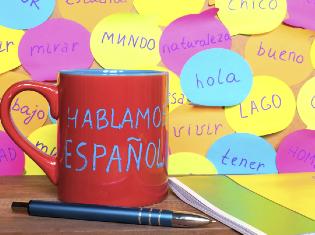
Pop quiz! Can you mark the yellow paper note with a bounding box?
[0,26,24,74]
[245,25,314,86]
[90,13,162,69]
[215,0,287,35]
[170,105,234,155]
[25,124,57,175]
[297,77,315,130]
[133,0,205,26]
[168,152,217,175]
[225,75,296,136]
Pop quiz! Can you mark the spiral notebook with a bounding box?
[169,173,315,235]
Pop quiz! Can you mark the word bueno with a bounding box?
[21,0,40,10]
[228,0,278,10]
[65,0,127,5]
[101,32,156,51]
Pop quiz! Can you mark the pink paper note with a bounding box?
[19,19,94,82]
[0,131,24,176]
[159,8,231,75]
[276,129,315,173]
[284,0,315,31]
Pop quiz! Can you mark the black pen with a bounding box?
[12,200,214,227]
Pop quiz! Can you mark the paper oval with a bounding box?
[160,9,231,75]
[0,0,55,30]
[181,48,253,106]
[19,19,93,82]
[168,152,217,175]
[215,0,287,35]
[207,133,277,174]
[0,72,30,98]
[225,76,296,136]
[276,129,315,173]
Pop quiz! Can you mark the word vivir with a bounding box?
[196,69,239,89]
[221,148,265,171]
[0,41,14,53]
[101,32,155,51]
[21,0,40,10]
[30,42,79,56]
[64,137,165,173]
[65,0,127,5]
[0,148,17,162]
[257,41,304,64]
[11,98,46,125]
[289,146,315,169]
[228,0,278,10]
[161,34,231,54]
[239,94,281,118]
[172,123,223,137]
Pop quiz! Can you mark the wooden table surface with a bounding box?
[0,176,239,235]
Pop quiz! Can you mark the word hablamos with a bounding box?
[0,41,14,53]
[228,0,278,10]
[65,0,127,5]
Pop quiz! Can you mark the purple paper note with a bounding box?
[284,0,315,31]
[19,19,94,82]
[159,8,231,75]
[276,129,315,173]
[0,131,24,176]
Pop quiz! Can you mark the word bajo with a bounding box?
[172,123,223,137]
[30,42,79,56]
[0,41,14,53]
[21,0,40,10]
[289,146,315,169]
[0,148,17,162]
[239,94,281,118]
[228,0,278,10]
[257,41,304,64]
[195,69,239,89]
[65,0,127,5]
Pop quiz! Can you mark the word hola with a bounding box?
[228,0,278,10]
[21,0,40,10]
[195,69,239,89]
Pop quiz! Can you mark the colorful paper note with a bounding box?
[57,0,134,31]
[0,0,55,30]
[25,124,57,175]
[133,0,205,26]
[168,152,217,175]
[215,0,287,35]
[0,131,24,176]
[0,26,25,74]
[245,25,314,86]
[180,48,253,106]
[90,13,162,70]
[284,0,315,31]
[0,72,30,98]
[19,19,93,82]
[276,129,315,173]
[160,9,231,75]
[169,105,234,156]
[225,76,296,136]
[207,133,277,174]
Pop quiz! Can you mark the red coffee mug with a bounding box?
[0,69,169,206]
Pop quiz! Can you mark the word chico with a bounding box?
[11,98,46,124]
[21,0,40,10]
[195,69,240,89]
[228,0,278,10]
[65,0,127,4]
[30,42,79,56]
[288,146,315,169]
[0,41,14,53]
[0,147,17,162]
[221,148,265,171]
[239,94,281,118]
[101,32,155,51]
[257,41,304,64]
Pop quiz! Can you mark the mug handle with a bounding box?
[0,81,59,185]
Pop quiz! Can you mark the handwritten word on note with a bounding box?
[207,133,277,174]
[181,48,253,106]
[245,25,314,86]
[25,124,57,175]
[160,9,231,75]
[19,19,93,82]
[277,129,315,173]
[168,152,217,175]
[0,26,24,74]
[0,0,55,30]
[0,131,24,176]
[133,0,205,26]
[215,0,287,35]
[58,0,134,31]
[284,0,315,31]
[297,77,315,130]
[169,105,233,156]
[225,76,296,136]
